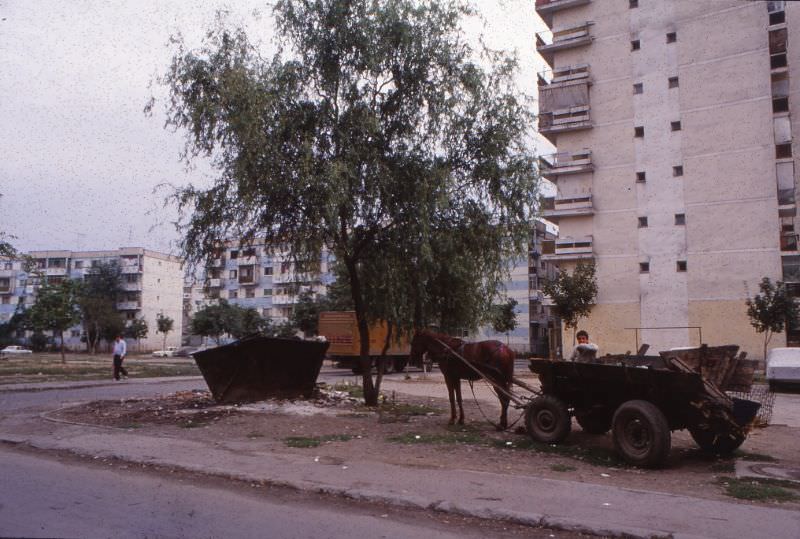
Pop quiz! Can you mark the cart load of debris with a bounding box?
[192,336,329,403]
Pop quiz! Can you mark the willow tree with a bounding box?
[151,0,539,405]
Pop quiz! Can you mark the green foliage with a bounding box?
[156,313,175,350]
[26,279,80,360]
[191,300,275,342]
[491,298,518,334]
[125,317,149,341]
[746,277,799,359]
[76,261,123,354]
[153,0,539,404]
[542,261,598,331]
[716,477,799,502]
[291,287,352,336]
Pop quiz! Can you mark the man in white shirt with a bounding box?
[112,334,128,381]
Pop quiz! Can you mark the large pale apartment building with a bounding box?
[536,0,798,358]
[0,248,183,351]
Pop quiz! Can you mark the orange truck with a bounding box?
[318,311,412,373]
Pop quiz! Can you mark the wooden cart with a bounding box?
[525,355,760,468]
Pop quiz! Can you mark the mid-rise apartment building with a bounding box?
[0,248,182,351]
[536,0,798,358]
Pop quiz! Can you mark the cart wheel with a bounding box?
[525,395,571,443]
[612,400,671,468]
[575,408,613,435]
[689,427,746,455]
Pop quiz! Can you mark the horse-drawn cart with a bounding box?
[525,354,760,468]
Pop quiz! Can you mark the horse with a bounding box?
[410,329,515,429]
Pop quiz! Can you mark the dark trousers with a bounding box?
[113,354,128,380]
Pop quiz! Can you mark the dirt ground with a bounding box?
[48,375,800,511]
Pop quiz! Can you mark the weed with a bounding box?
[285,434,354,448]
[490,437,624,467]
[332,383,364,399]
[387,430,484,445]
[716,477,799,502]
[550,464,577,472]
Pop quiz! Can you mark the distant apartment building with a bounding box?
[528,220,562,358]
[0,248,182,351]
[535,0,798,358]
[203,240,333,322]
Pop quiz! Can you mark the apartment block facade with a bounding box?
[0,248,183,351]
[203,240,334,323]
[536,0,798,358]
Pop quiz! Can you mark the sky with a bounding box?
[0,0,547,256]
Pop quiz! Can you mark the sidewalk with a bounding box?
[1,401,798,538]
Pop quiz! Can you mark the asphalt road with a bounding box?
[0,444,581,539]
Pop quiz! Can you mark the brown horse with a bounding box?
[410,329,515,429]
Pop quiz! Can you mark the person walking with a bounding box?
[112,334,128,381]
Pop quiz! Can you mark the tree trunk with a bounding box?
[344,255,377,405]
[374,323,393,397]
[162,332,167,352]
[59,330,65,363]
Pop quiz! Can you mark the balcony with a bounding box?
[541,236,594,261]
[117,301,141,310]
[120,264,141,274]
[208,258,225,267]
[272,272,318,284]
[541,194,594,220]
[539,106,591,140]
[0,269,14,278]
[539,150,593,178]
[535,0,591,16]
[45,267,67,276]
[237,256,258,266]
[271,294,300,305]
[207,278,222,288]
[121,281,142,291]
[536,23,593,66]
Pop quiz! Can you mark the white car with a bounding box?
[152,346,178,358]
[766,347,800,388]
[1,345,33,355]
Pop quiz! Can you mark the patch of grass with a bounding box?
[735,450,778,462]
[490,437,624,468]
[550,464,577,472]
[285,434,354,448]
[716,477,799,502]
[387,428,485,445]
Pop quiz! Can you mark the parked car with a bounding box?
[152,346,178,358]
[172,346,198,358]
[766,347,800,389]
[1,345,33,356]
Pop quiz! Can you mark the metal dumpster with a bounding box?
[192,336,330,403]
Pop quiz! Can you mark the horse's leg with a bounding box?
[498,384,510,430]
[455,380,465,425]
[445,377,457,425]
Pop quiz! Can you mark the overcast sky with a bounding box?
[0,1,546,256]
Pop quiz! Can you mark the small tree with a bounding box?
[156,313,175,351]
[542,261,598,346]
[491,298,518,343]
[125,317,149,352]
[26,279,80,362]
[746,277,799,360]
[77,261,123,354]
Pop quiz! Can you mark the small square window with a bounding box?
[229,290,238,299]
[673,165,684,177]
[229,269,238,279]
[772,53,788,70]
[633,83,643,94]
[640,262,650,273]
[668,76,679,88]
[670,120,682,131]
[264,266,273,276]
[638,216,648,228]
[666,32,677,43]
[636,171,646,183]
[263,288,272,296]
[676,260,687,272]
[777,143,793,159]
[631,39,641,51]
[773,97,789,113]
[770,11,786,26]
[629,0,638,7]
[634,126,645,137]
[675,213,686,225]
[246,288,255,298]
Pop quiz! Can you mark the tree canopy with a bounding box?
[77,261,124,354]
[153,0,539,404]
[26,279,80,361]
[156,313,175,351]
[542,261,597,343]
[746,277,799,359]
